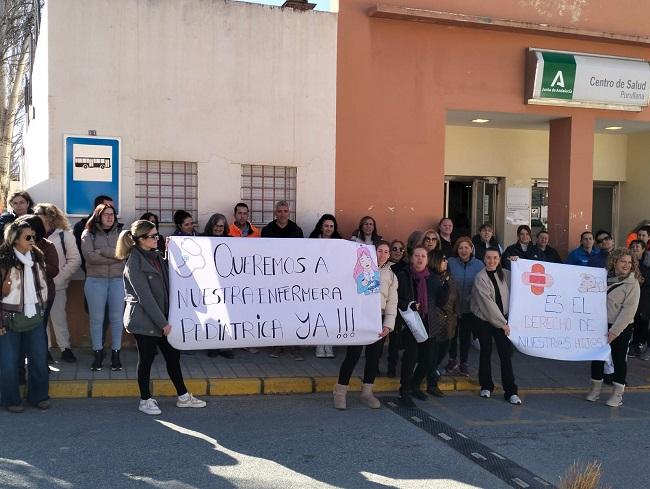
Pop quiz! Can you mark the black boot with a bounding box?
[111,350,122,371]
[91,350,103,371]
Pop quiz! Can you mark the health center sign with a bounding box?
[166,237,382,350]
[509,259,610,361]
[526,49,650,111]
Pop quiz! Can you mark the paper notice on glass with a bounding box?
[506,187,531,225]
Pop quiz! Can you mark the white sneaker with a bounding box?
[479,389,491,398]
[139,398,161,415]
[325,345,335,358]
[315,345,326,358]
[508,395,522,405]
[176,393,207,408]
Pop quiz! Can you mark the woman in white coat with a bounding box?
[34,203,81,363]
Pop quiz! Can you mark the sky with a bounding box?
[234,0,336,12]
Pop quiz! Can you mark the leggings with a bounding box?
[400,329,434,394]
[426,339,450,388]
[591,325,633,385]
[338,338,385,385]
[448,313,475,364]
[134,334,187,400]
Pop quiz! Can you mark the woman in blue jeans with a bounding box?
[0,220,50,412]
[80,204,125,371]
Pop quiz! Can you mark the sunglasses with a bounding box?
[424,237,438,242]
[24,234,35,241]
[143,233,159,240]
[391,247,404,252]
[596,237,612,244]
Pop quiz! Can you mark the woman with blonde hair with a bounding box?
[586,248,641,407]
[34,203,81,363]
[418,229,442,253]
[117,220,206,415]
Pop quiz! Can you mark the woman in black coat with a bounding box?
[395,245,450,407]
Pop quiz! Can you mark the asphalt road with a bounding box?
[2,390,648,489]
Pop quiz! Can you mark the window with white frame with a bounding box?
[135,160,198,224]
[241,165,297,225]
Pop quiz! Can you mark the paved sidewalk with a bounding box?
[45,344,650,398]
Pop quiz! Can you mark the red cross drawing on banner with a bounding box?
[521,263,554,295]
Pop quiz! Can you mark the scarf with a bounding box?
[410,265,430,317]
[14,248,39,318]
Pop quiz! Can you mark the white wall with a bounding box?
[26,0,337,231]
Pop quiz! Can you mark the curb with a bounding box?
[47,376,482,399]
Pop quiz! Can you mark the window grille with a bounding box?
[135,160,198,224]
[240,165,297,226]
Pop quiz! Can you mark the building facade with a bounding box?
[335,0,650,251]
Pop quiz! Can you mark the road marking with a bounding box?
[512,478,530,488]
[380,396,556,489]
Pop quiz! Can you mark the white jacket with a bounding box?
[50,228,81,290]
[380,262,398,331]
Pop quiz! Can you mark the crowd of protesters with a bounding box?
[0,190,646,413]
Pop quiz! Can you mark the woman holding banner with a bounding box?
[333,241,397,410]
[116,220,206,415]
[395,245,450,407]
[470,248,522,405]
[203,213,235,360]
[586,248,640,407]
[309,214,343,358]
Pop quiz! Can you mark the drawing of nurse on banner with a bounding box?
[353,246,380,295]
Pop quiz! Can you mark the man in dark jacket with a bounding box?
[532,230,562,263]
[588,230,614,268]
[261,200,303,238]
[262,200,304,360]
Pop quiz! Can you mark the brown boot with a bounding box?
[333,383,348,410]
[360,383,381,409]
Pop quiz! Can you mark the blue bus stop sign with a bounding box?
[64,135,120,216]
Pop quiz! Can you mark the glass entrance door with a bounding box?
[444,177,498,237]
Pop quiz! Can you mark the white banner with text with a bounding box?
[167,237,382,350]
[509,259,610,361]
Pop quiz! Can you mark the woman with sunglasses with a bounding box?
[80,203,125,371]
[425,250,457,397]
[0,221,50,412]
[117,220,206,415]
[140,212,166,253]
[389,240,406,265]
[418,229,442,253]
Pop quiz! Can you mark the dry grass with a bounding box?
[559,460,611,489]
